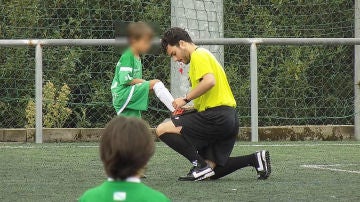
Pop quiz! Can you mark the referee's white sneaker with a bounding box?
[178,164,215,181]
[255,150,271,180]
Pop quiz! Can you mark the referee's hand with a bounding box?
[172,98,186,109]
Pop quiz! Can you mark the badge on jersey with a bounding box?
[113,192,126,201]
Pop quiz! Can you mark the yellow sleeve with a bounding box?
[191,53,214,81]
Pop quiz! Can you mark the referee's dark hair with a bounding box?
[100,117,154,180]
[161,27,193,53]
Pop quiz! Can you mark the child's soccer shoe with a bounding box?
[171,107,197,118]
[172,108,185,116]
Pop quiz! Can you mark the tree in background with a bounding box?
[25,81,72,128]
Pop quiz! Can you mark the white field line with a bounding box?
[301,164,360,174]
[0,143,360,149]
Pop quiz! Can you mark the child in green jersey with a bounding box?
[111,22,175,118]
[79,117,170,202]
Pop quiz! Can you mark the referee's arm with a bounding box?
[172,73,215,109]
[186,73,215,101]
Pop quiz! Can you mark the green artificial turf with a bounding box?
[1,142,359,202]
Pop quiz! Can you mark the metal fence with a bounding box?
[0,38,359,142]
[1,0,357,134]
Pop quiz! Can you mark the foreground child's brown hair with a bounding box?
[100,117,154,180]
[127,21,154,41]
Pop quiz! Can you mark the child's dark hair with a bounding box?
[127,21,154,41]
[100,117,154,180]
[161,27,193,53]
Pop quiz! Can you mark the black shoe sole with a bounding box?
[178,176,195,181]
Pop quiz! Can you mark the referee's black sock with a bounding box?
[159,133,207,167]
[210,154,256,180]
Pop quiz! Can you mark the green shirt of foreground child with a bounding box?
[79,117,170,202]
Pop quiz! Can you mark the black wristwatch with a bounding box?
[183,97,191,103]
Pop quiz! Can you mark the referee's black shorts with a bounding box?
[171,106,239,166]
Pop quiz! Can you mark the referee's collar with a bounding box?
[107,177,141,183]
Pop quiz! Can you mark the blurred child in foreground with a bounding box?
[79,117,170,202]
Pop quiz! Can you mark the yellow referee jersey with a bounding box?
[189,48,236,112]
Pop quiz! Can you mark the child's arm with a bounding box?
[129,78,145,85]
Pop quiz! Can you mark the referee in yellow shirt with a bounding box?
[156,27,271,181]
